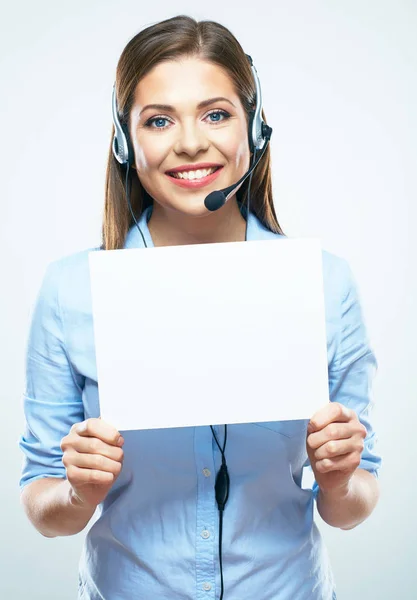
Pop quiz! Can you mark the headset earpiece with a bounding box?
[248,109,255,154]
[245,54,270,153]
[111,85,135,167]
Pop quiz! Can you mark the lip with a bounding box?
[166,162,223,174]
[166,166,223,189]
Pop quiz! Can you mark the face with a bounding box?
[129,56,251,218]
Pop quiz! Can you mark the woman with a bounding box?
[19,14,381,600]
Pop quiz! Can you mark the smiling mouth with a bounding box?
[167,166,222,180]
[164,166,224,189]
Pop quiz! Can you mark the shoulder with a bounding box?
[253,214,353,307]
[41,246,102,313]
[265,229,355,325]
[45,246,100,286]
[262,227,352,304]
[321,248,352,300]
[48,245,101,272]
[319,249,357,332]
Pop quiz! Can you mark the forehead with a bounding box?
[132,57,237,106]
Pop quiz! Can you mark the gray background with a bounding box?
[1,0,416,598]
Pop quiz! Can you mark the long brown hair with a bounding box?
[102,15,284,250]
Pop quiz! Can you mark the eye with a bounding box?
[144,116,171,130]
[206,109,231,123]
[144,109,231,131]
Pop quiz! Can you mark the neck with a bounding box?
[147,197,247,247]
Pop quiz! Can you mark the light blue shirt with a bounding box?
[19,205,381,600]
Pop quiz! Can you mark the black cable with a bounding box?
[218,510,225,599]
[245,147,257,228]
[125,162,147,248]
[210,425,229,600]
[210,424,227,457]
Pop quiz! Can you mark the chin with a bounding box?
[169,194,217,218]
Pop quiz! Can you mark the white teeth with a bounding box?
[171,167,218,180]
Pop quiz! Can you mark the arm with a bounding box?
[18,260,86,534]
[19,261,125,537]
[20,477,96,538]
[305,258,382,529]
[317,468,379,530]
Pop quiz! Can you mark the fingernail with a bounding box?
[77,421,87,433]
[117,436,124,446]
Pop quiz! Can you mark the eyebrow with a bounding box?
[139,97,236,116]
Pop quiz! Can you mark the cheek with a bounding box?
[132,141,148,170]
[215,129,248,169]
[233,137,250,169]
[226,120,250,168]
[133,137,166,172]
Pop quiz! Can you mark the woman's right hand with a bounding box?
[60,418,125,509]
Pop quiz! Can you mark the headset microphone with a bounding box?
[204,126,271,212]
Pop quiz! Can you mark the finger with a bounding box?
[66,464,115,485]
[314,437,365,461]
[307,422,355,451]
[65,436,124,462]
[63,451,123,476]
[72,418,123,447]
[308,403,354,434]
[315,452,361,473]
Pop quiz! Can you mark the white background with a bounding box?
[1,1,415,598]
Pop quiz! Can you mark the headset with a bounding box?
[111,53,272,600]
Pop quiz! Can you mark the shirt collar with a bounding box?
[123,203,282,249]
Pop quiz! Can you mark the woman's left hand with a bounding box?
[306,402,368,494]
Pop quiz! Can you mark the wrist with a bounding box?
[68,486,97,513]
[318,478,353,502]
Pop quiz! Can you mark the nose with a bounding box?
[173,119,210,156]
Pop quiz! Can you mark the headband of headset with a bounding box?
[111,53,268,167]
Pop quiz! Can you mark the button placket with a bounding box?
[194,426,216,599]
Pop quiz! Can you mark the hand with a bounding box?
[60,417,124,509]
[306,403,367,494]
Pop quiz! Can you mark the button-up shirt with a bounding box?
[19,205,381,600]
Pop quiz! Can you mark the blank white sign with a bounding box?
[89,238,329,431]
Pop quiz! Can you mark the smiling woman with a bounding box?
[102,16,282,250]
[19,13,381,600]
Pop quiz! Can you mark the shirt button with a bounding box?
[202,582,212,591]
[202,468,211,477]
[201,529,211,539]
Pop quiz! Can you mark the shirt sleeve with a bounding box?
[18,260,85,491]
[308,258,382,498]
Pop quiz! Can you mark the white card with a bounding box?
[89,238,329,431]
